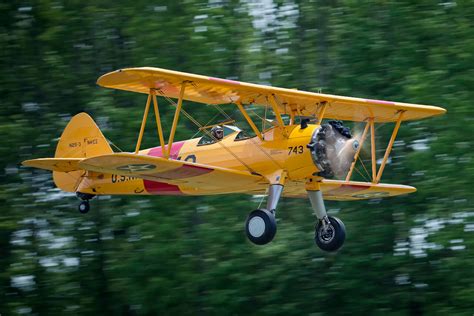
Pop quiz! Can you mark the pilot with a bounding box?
[211,125,224,140]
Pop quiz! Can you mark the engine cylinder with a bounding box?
[307,121,359,179]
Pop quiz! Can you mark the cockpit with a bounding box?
[197,125,252,145]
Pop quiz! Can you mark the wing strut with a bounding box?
[268,95,286,128]
[134,89,167,155]
[375,111,404,183]
[346,111,405,183]
[345,120,370,181]
[152,92,166,154]
[167,82,186,157]
[370,118,377,182]
[159,92,259,173]
[316,102,328,124]
[135,93,152,154]
[235,101,263,140]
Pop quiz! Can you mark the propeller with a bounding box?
[308,121,359,179]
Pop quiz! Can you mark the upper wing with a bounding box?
[79,153,266,192]
[97,67,446,122]
[283,179,416,201]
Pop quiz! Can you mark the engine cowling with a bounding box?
[307,121,359,179]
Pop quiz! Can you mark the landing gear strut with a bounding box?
[245,184,283,245]
[308,189,346,252]
[76,192,95,214]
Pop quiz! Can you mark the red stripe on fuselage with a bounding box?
[148,141,185,159]
[143,141,186,195]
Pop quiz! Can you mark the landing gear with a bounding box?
[244,181,346,251]
[315,216,346,252]
[76,192,95,214]
[78,200,90,214]
[245,184,283,245]
[245,209,277,245]
[308,188,346,252]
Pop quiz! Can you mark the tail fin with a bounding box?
[54,113,113,159]
[53,113,113,192]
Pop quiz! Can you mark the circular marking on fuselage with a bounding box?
[116,164,156,172]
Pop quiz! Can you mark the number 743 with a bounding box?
[288,146,304,155]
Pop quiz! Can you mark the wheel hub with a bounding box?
[248,216,265,237]
[319,224,335,244]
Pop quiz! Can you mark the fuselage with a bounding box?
[77,124,320,196]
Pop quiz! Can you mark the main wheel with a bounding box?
[315,216,346,252]
[245,209,277,245]
[78,200,90,214]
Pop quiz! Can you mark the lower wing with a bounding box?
[23,156,414,199]
[284,179,416,201]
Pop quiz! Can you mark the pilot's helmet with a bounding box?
[211,126,224,140]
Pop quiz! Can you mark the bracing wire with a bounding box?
[354,164,371,182]
[191,111,221,138]
[349,119,391,182]
[263,102,268,132]
[158,92,257,174]
[212,102,283,169]
[107,139,123,152]
[257,187,269,209]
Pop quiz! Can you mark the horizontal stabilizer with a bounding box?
[79,153,266,192]
[22,158,83,172]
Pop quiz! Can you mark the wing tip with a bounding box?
[21,159,36,167]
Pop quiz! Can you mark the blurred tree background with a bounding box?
[1,0,473,315]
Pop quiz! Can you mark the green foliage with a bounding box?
[1,0,473,315]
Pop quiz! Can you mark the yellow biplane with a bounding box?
[22,67,446,251]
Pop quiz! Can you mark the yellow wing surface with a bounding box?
[22,155,414,200]
[97,67,446,122]
[78,153,266,192]
[23,158,83,172]
[284,179,416,201]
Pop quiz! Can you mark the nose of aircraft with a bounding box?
[308,121,359,179]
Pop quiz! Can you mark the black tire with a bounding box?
[245,209,277,245]
[315,216,346,252]
[78,201,90,214]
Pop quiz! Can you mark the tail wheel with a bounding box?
[315,216,346,252]
[78,200,90,214]
[245,209,277,245]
